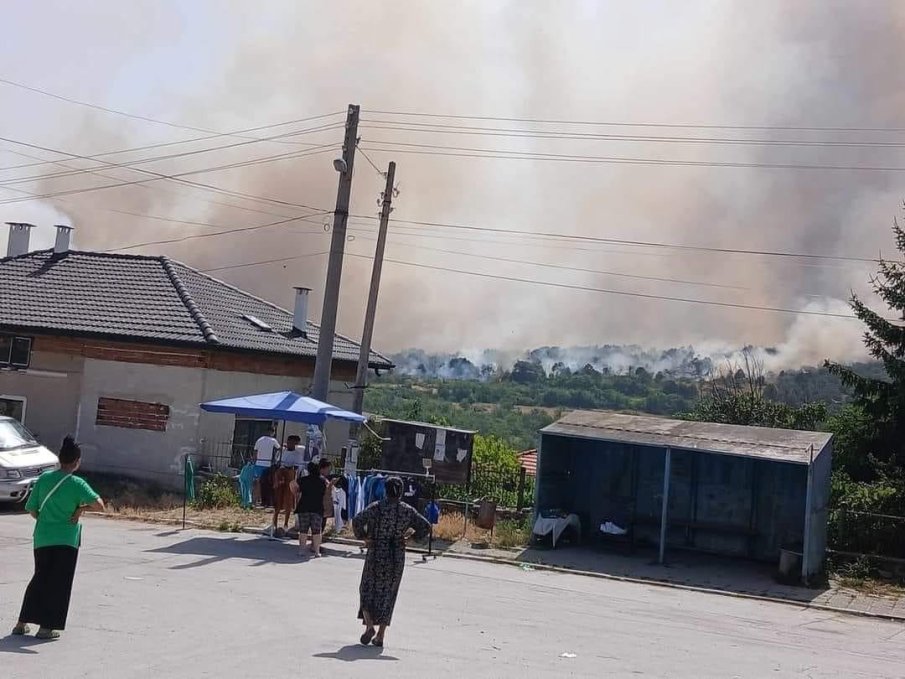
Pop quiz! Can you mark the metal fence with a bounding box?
[828,508,905,561]
[439,462,535,510]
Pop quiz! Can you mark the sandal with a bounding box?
[360,628,376,646]
[36,628,60,640]
[11,623,30,636]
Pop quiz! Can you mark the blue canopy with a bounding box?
[200,391,366,425]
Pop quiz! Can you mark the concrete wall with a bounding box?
[77,359,206,486]
[804,442,833,579]
[0,350,83,451]
[76,358,354,488]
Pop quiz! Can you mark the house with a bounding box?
[0,223,393,486]
[517,449,537,476]
[536,410,832,582]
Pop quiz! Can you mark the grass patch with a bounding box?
[432,511,531,549]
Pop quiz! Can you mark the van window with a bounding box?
[0,419,37,451]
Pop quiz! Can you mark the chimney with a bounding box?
[5,222,34,258]
[54,224,73,255]
[293,287,310,337]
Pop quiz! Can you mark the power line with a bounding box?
[0,74,345,142]
[362,119,905,149]
[0,146,303,222]
[200,250,330,273]
[366,109,905,134]
[349,212,880,264]
[0,135,338,210]
[355,142,386,177]
[361,139,905,174]
[103,214,331,253]
[0,121,344,187]
[0,110,345,172]
[348,231,747,291]
[342,251,857,320]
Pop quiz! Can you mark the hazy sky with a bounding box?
[1,1,903,366]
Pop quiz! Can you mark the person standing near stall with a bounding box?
[12,436,104,640]
[352,476,431,648]
[295,459,331,557]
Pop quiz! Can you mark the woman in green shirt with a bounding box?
[12,436,104,640]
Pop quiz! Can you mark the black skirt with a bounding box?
[18,546,79,630]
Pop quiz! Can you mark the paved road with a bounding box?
[1,516,904,678]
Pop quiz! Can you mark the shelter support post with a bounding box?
[802,444,815,583]
[659,447,672,565]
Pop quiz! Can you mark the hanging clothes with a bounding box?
[238,462,255,509]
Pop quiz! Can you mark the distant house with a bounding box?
[518,449,537,476]
[0,223,392,485]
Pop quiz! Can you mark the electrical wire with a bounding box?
[200,250,330,273]
[0,136,339,209]
[355,142,387,177]
[0,121,344,187]
[366,109,905,133]
[103,214,332,253]
[348,212,881,264]
[361,120,905,149]
[0,75,345,142]
[0,110,346,172]
[341,251,857,320]
[360,140,905,174]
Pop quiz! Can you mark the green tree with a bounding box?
[826,215,905,476]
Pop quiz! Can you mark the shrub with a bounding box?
[193,475,239,509]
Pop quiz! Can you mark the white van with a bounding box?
[0,416,59,503]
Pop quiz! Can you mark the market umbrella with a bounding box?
[199,391,366,425]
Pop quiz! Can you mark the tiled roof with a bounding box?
[0,249,392,368]
[518,449,537,476]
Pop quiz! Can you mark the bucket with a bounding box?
[778,548,802,578]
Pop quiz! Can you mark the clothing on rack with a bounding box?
[238,463,255,508]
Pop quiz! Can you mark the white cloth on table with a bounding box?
[532,514,581,547]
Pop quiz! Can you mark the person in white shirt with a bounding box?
[252,429,279,506]
[281,435,304,471]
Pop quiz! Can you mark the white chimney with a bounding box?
[293,287,310,336]
[54,224,73,254]
[5,222,34,258]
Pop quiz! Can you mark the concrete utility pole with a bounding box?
[312,104,360,401]
[351,161,396,416]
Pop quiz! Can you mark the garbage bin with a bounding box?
[779,547,802,578]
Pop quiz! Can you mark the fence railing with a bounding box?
[828,508,905,561]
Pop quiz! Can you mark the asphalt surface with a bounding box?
[1,516,904,678]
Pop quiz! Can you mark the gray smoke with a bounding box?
[0,2,901,368]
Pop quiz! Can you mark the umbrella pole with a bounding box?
[182,454,187,531]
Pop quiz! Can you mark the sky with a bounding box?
[1,1,903,368]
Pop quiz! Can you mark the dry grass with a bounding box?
[433,512,531,550]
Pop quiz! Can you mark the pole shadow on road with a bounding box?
[145,535,362,569]
[313,645,399,662]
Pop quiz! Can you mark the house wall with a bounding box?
[0,349,84,450]
[76,358,355,488]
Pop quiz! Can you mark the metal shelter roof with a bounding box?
[541,410,832,465]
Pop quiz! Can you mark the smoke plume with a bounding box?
[1,1,902,368]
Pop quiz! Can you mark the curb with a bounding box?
[433,550,905,624]
[85,514,905,624]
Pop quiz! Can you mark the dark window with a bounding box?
[0,335,32,368]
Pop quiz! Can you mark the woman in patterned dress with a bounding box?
[352,476,431,647]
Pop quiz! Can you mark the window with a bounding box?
[0,335,32,368]
[0,395,26,424]
[96,398,170,432]
[230,418,277,466]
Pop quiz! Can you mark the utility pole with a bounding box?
[311,104,360,401]
[352,161,396,416]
